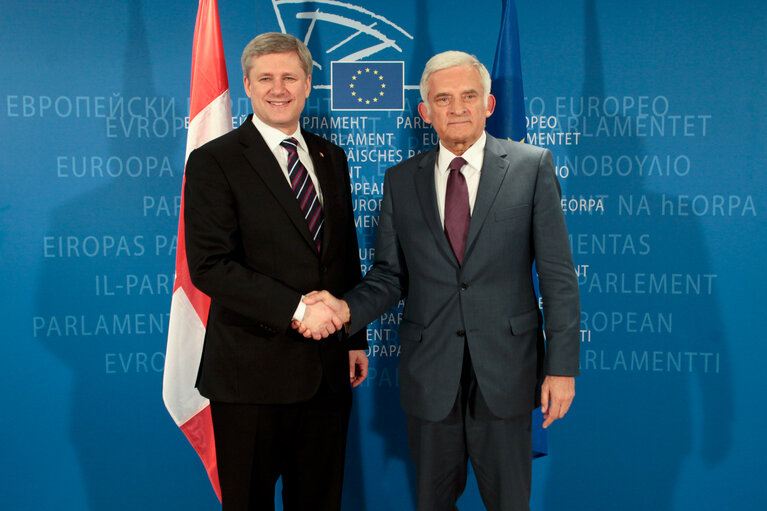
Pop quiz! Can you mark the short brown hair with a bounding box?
[241,32,313,78]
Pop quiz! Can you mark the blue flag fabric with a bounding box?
[486,0,549,459]
[331,61,404,111]
[486,0,527,142]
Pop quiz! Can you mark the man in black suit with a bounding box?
[299,51,579,510]
[183,32,368,510]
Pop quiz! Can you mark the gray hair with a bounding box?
[241,33,313,78]
[419,51,491,110]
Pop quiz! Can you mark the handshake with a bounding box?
[291,291,351,340]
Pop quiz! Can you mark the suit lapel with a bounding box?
[414,149,458,266]
[239,121,318,253]
[464,135,509,262]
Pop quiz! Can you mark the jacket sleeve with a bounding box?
[531,148,581,376]
[183,146,301,333]
[344,168,408,334]
[334,144,369,351]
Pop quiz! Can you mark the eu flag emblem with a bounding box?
[331,61,404,111]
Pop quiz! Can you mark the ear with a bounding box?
[243,74,252,98]
[417,102,432,124]
[485,93,496,118]
[304,74,312,99]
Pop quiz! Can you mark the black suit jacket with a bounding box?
[184,115,366,405]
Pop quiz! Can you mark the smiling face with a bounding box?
[244,51,311,135]
[418,64,495,155]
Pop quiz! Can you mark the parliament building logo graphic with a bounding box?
[272,0,410,111]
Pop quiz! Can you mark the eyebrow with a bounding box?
[254,71,299,79]
[433,88,480,97]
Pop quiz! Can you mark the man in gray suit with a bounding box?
[298,50,580,511]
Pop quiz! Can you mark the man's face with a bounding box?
[244,51,311,135]
[418,64,495,155]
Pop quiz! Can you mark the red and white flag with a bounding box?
[163,0,231,500]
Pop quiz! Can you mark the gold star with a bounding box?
[352,75,357,80]
[351,91,356,96]
[365,68,370,73]
[381,84,386,88]
[379,75,384,80]
[379,91,384,96]
[349,83,354,88]
[373,70,378,74]
[357,70,362,75]
[365,100,370,104]
[358,97,363,102]
[373,98,378,102]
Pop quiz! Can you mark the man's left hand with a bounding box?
[348,350,369,387]
[540,375,575,428]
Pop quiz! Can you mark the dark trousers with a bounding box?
[210,382,352,511]
[406,346,532,511]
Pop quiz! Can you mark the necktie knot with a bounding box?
[280,137,298,153]
[449,156,467,173]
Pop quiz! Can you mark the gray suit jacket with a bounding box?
[345,133,580,422]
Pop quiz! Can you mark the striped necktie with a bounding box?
[281,137,323,252]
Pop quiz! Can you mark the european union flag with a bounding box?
[331,61,404,111]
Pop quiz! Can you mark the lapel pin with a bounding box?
[319,151,325,157]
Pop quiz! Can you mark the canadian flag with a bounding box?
[162,0,231,500]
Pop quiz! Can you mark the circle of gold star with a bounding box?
[347,67,386,105]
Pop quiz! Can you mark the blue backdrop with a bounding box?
[1,1,764,509]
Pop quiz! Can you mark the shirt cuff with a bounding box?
[293,296,306,322]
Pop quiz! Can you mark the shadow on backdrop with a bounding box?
[542,2,732,509]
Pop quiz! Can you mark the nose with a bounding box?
[450,97,467,115]
[272,79,286,94]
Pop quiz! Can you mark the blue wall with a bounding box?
[1,1,764,509]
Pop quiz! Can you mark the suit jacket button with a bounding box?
[460,283,468,291]
[456,330,465,337]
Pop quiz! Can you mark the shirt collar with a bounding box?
[251,114,307,153]
[436,131,487,175]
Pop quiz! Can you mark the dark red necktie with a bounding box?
[444,156,470,264]
[281,137,323,252]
